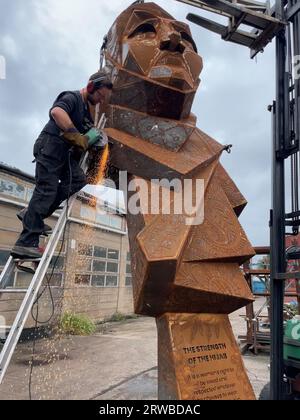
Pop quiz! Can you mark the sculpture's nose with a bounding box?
[160,31,185,53]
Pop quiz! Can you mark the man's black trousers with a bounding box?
[16,133,87,247]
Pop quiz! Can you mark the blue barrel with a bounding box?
[252,279,266,294]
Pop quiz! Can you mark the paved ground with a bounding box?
[0,300,270,400]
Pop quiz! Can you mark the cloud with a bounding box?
[0,0,277,245]
[2,35,19,60]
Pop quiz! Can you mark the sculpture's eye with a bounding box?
[129,23,157,38]
[180,31,197,53]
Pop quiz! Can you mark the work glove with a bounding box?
[62,127,108,152]
[62,129,88,151]
[85,128,108,148]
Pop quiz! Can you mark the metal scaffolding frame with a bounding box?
[178,0,300,400]
[271,0,300,400]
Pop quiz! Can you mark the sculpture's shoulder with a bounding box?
[190,126,223,154]
[188,127,247,216]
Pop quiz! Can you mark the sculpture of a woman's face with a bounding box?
[106,2,203,119]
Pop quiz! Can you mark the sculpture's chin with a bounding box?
[110,68,197,120]
[149,77,196,92]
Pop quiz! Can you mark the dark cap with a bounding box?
[89,68,113,89]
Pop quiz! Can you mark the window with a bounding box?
[107,262,119,273]
[78,243,93,256]
[106,275,118,287]
[49,256,64,271]
[96,213,111,226]
[81,206,96,222]
[0,250,10,267]
[108,249,119,260]
[110,216,123,230]
[94,246,107,258]
[91,275,105,287]
[75,274,90,285]
[81,206,124,231]
[0,177,36,203]
[76,245,120,287]
[126,256,132,287]
[15,272,32,288]
[76,257,92,272]
[43,273,63,287]
[14,268,63,289]
[46,254,64,287]
[0,177,26,200]
[93,260,106,272]
[125,277,132,287]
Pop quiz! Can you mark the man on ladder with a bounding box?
[11,69,113,260]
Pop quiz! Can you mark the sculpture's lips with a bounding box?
[149,66,173,79]
[149,65,194,90]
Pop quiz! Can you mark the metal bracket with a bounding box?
[276,139,299,159]
[275,272,300,280]
[182,0,286,58]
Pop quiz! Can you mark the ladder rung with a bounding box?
[0,326,12,330]
[0,289,27,294]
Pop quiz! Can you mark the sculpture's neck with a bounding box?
[107,105,197,152]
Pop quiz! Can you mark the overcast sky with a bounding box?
[0,0,277,246]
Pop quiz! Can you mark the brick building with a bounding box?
[0,162,134,329]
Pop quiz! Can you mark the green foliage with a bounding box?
[108,312,129,322]
[60,312,96,336]
[283,303,299,320]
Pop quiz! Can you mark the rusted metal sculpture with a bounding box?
[104,1,256,400]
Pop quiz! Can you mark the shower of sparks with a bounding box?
[94,144,110,187]
[22,145,111,399]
